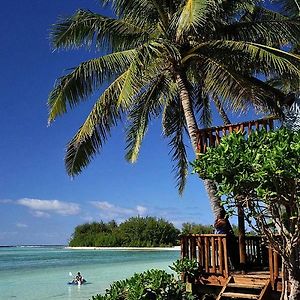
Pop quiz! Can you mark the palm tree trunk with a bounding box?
[213,96,231,125]
[175,72,224,220]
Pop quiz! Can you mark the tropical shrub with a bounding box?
[192,128,300,300]
[170,258,199,283]
[90,269,196,300]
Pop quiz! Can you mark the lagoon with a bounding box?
[0,246,179,300]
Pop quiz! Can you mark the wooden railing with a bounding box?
[181,234,281,289]
[244,236,269,268]
[181,234,229,278]
[268,247,280,290]
[196,117,277,154]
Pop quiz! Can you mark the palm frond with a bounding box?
[125,75,165,163]
[64,73,128,176]
[193,40,300,80]
[163,98,188,194]
[221,0,257,16]
[212,96,231,125]
[174,0,213,39]
[100,0,166,28]
[199,54,284,114]
[274,0,300,17]
[199,94,212,128]
[51,9,151,51]
[215,11,300,47]
[48,49,137,123]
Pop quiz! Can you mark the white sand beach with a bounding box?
[65,246,181,251]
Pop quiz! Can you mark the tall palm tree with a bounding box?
[48,0,300,221]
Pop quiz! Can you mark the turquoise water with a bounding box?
[0,246,179,300]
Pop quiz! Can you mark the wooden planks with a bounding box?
[216,275,270,300]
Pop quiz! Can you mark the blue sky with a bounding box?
[0,0,269,245]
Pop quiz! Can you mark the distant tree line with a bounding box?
[69,217,226,247]
[69,217,180,247]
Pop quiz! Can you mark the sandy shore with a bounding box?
[66,246,181,251]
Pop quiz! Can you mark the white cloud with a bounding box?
[17,198,80,217]
[91,201,148,219]
[32,211,50,218]
[16,223,28,228]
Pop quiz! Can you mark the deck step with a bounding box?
[233,276,269,285]
[221,292,259,299]
[227,283,265,289]
[216,277,271,300]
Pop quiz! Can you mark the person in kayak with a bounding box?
[75,272,84,284]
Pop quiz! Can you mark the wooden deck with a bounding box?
[181,234,281,292]
[190,117,283,298]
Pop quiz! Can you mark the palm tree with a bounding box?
[48,0,300,222]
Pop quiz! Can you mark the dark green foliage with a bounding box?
[191,128,300,222]
[181,223,214,235]
[192,128,300,206]
[170,258,199,281]
[69,217,180,247]
[192,127,300,299]
[90,269,196,300]
[118,217,180,247]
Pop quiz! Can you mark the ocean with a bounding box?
[0,246,180,300]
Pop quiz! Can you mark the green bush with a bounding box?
[170,258,199,281]
[90,269,196,300]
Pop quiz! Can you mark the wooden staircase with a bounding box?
[216,275,271,300]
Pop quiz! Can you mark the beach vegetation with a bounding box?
[48,0,300,227]
[90,269,196,300]
[69,216,180,247]
[170,258,199,283]
[192,128,300,299]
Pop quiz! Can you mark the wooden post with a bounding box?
[204,236,209,273]
[197,237,203,271]
[238,205,247,272]
[273,251,279,278]
[269,247,275,289]
[211,237,216,274]
[218,236,223,274]
[180,236,185,259]
[191,236,196,259]
[222,237,229,278]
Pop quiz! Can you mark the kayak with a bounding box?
[68,279,87,285]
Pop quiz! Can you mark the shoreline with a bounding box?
[66,246,181,251]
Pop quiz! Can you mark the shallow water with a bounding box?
[0,246,179,300]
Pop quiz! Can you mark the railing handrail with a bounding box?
[196,116,279,154]
[182,234,227,237]
[196,116,278,134]
[181,234,280,289]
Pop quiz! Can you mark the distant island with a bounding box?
[68,216,215,247]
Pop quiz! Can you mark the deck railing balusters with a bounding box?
[196,117,278,154]
[181,234,279,287]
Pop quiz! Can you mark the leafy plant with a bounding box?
[192,127,300,299]
[170,258,199,282]
[90,269,196,300]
